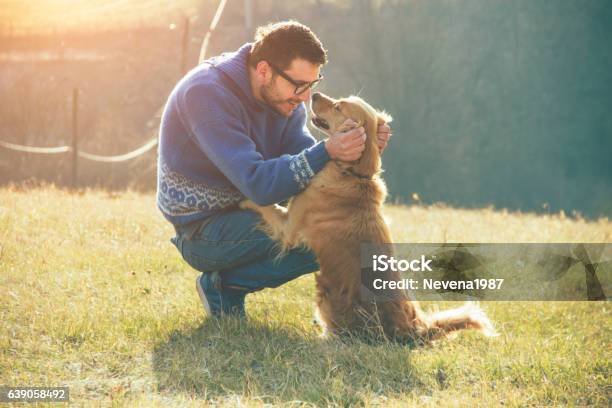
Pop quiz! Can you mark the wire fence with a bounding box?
[0,141,71,154]
[0,86,160,187]
[0,137,158,161]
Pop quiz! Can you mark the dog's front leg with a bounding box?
[239,199,293,247]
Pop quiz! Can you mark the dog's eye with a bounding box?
[334,105,341,112]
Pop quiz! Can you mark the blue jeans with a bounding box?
[171,209,320,293]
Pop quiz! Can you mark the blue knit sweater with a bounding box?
[156,43,330,226]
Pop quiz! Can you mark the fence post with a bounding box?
[244,0,253,30]
[180,15,190,76]
[71,88,79,188]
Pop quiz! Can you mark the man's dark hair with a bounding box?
[249,21,327,70]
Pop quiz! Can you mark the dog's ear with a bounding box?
[377,111,392,126]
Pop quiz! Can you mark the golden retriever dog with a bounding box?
[240,92,496,345]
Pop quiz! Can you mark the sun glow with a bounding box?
[0,0,200,33]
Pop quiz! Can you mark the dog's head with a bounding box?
[310,92,392,176]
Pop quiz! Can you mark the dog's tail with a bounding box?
[416,302,498,342]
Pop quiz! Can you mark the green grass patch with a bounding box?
[1,186,610,406]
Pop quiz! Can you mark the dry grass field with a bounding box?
[0,186,610,406]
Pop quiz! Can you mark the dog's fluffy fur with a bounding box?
[240,93,496,344]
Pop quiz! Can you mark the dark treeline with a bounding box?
[1,0,610,217]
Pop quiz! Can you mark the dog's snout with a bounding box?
[312,92,321,102]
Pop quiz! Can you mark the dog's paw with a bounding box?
[239,199,258,211]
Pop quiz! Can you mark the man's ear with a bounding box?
[255,60,272,81]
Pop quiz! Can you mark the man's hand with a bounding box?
[377,123,392,154]
[324,119,366,161]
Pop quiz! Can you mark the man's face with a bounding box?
[260,58,321,117]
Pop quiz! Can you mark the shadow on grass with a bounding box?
[152,316,424,405]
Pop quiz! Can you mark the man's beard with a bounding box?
[261,83,302,116]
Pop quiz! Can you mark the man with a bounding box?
[157,21,392,317]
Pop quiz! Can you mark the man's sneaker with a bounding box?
[196,272,246,317]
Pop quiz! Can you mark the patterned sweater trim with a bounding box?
[157,162,244,217]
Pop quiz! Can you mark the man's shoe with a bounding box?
[196,272,246,317]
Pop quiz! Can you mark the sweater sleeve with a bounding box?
[280,103,319,155]
[178,82,330,206]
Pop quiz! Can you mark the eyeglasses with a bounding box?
[266,61,323,95]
